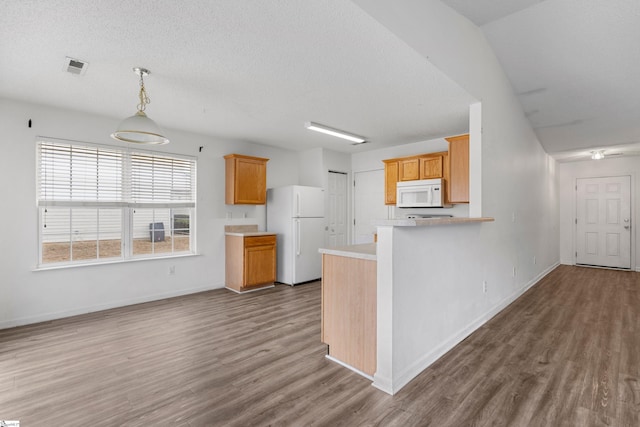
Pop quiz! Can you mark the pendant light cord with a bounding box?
[137,72,150,113]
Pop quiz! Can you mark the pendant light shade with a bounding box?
[111,67,169,145]
[112,111,169,144]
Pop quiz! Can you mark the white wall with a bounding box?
[353,0,559,394]
[0,97,299,328]
[558,157,639,269]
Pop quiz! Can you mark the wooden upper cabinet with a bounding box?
[383,151,448,205]
[420,156,443,179]
[224,154,269,205]
[383,160,399,205]
[445,134,470,204]
[398,158,420,181]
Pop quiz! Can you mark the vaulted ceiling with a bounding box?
[1,0,638,159]
[442,0,640,161]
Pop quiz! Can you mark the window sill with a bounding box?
[33,252,200,272]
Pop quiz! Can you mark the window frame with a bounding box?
[36,138,197,268]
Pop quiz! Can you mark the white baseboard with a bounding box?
[0,282,225,330]
[387,262,560,395]
[325,355,374,381]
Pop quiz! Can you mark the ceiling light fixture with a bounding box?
[591,150,605,160]
[304,122,366,144]
[111,67,169,145]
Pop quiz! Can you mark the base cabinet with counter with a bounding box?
[225,226,277,293]
[320,244,377,377]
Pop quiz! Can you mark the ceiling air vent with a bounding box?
[64,56,88,75]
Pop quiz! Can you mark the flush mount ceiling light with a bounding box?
[591,150,605,160]
[304,122,366,144]
[111,67,169,145]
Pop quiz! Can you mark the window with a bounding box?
[37,139,196,266]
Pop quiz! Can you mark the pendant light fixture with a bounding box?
[111,67,169,145]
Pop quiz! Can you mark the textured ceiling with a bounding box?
[0,0,475,153]
[443,0,640,160]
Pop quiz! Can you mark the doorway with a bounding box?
[354,169,389,244]
[326,171,348,247]
[576,176,631,269]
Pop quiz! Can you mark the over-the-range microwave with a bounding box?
[396,178,447,208]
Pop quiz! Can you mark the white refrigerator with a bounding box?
[267,185,325,285]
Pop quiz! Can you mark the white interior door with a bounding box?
[327,171,348,247]
[354,169,389,244]
[576,176,631,269]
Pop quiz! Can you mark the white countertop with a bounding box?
[372,217,494,227]
[319,243,377,261]
[225,231,277,237]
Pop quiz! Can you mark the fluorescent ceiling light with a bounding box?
[591,150,605,160]
[305,122,366,143]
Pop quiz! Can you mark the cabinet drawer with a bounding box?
[244,235,276,247]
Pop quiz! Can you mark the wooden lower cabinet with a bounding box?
[321,253,376,376]
[225,234,276,292]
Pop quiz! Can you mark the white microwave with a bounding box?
[396,178,445,208]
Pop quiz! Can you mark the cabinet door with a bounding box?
[244,242,276,287]
[446,135,469,203]
[384,161,398,205]
[225,154,268,205]
[398,158,420,181]
[235,157,267,204]
[420,156,443,179]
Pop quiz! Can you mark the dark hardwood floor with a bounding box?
[1,265,638,426]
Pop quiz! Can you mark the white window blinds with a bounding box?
[37,140,124,206]
[129,152,196,207]
[37,139,196,208]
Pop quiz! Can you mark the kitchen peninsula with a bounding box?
[319,243,377,377]
[319,216,493,393]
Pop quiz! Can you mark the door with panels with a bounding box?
[326,171,348,247]
[576,176,631,269]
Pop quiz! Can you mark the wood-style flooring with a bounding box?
[0,265,639,426]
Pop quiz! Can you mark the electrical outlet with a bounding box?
[483,281,487,293]
[512,266,516,277]
[226,212,232,219]
[169,266,175,275]
[533,256,537,265]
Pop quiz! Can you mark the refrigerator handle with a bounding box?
[296,219,301,256]
[295,192,300,217]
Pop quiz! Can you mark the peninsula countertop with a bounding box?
[318,243,376,261]
[372,217,494,227]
